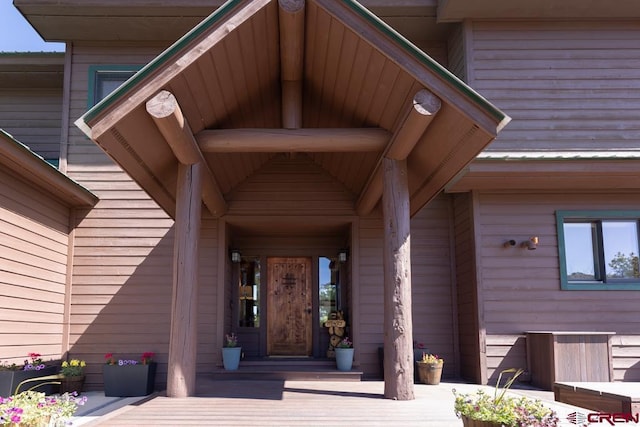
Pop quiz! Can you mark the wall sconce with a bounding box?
[503,239,517,248]
[230,249,242,263]
[338,249,349,263]
[521,236,539,251]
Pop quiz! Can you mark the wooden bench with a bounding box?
[553,382,640,414]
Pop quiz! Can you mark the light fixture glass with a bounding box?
[230,249,242,263]
[338,250,348,263]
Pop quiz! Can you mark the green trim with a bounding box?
[80,0,243,124]
[341,0,507,124]
[87,65,142,108]
[557,210,640,291]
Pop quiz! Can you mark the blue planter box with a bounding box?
[0,366,60,396]
[102,363,157,397]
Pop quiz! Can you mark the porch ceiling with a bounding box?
[76,0,509,219]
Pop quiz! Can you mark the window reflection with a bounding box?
[319,257,338,327]
[603,221,640,279]
[239,257,260,328]
[563,222,597,280]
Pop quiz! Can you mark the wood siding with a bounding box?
[452,192,483,383]
[356,195,457,379]
[476,192,640,382]
[65,44,221,390]
[0,166,69,363]
[0,89,62,160]
[469,21,640,152]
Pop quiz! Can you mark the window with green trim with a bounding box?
[87,65,140,107]
[557,211,640,290]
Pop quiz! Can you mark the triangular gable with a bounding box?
[76,0,509,219]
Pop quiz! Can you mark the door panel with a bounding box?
[267,257,312,356]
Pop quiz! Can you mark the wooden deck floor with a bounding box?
[81,378,591,427]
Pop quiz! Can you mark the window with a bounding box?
[87,65,140,107]
[557,211,640,290]
[238,257,260,328]
[318,257,339,327]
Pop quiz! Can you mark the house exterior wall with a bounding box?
[476,192,640,382]
[0,166,69,363]
[467,20,640,152]
[0,89,62,160]
[356,194,458,379]
[64,44,176,389]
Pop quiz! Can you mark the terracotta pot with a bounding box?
[461,415,503,427]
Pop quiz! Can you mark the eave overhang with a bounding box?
[76,0,509,219]
[0,130,98,208]
[446,153,640,193]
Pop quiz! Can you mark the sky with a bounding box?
[0,0,64,52]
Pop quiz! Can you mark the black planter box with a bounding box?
[102,363,157,397]
[0,366,60,396]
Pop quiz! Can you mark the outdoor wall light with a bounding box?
[230,249,242,263]
[503,239,517,248]
[338,249,349,263]
[521,236,539,250]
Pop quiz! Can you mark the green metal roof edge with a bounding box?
[0,128,97,201]
[342,0,508,125]
[80,0,243,125]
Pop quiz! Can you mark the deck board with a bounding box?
[82,379,595,426]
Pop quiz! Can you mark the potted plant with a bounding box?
[334,337,354,371]
[222,333,241,371]
[0,353,60,396]
[416,353,443,385]
[59,359,87,395]
[102,352,157,397]
[453,369,559,427]
[0,390,86,426]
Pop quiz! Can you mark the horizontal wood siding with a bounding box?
[0,166,69,364]
[452,192,481,382]
[410,195,457,378]
[612,335,640,381]
[0,89,62,160]
[470,21,640,151]
[477,192,640,382]
[357,195,456,379]
[65,44,221,390]
[226,154,355,217]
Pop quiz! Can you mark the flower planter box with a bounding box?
[102,363,157,397]
[0,366,59,396]
[416,361,443,385]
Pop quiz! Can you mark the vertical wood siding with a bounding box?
[476,192,640,382]
[356,195,456,379]
[452,192,482,382]
[470,21,640,151]
[0,90,62,160]
[65,44,221,390]
[0,167,69,363]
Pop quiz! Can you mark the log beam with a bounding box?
[167,162,202,397]
[279,0,305,129]
[146,90,227,217]
[356,89,441,216]
[382,157,414,401]
[196,128,390,152]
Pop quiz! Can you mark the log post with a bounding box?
[357,89,441,216]
[279,0,305,129]
[167,162,202,397]
[382,157,415,400]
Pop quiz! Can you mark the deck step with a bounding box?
[212,359,362,381]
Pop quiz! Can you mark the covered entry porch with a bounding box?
[77,0,509,398]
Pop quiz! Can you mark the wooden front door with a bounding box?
[267,257,312,356]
